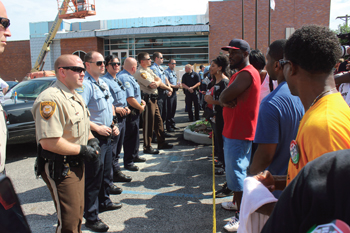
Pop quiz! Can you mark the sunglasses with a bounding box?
[87,61,106,66]
[279,59,291,68]
[0,17,10,29]
[159,57,163,59]
[170,63,176,65]
[142,58,151,61]
[109,62,121,66]
[59,66,85,73]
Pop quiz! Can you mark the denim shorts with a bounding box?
[223,136,252,192]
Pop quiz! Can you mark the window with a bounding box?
[8,80,54,99]
[73,50,87,61]
[104,36,209,65]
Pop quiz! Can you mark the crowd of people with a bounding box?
[1,0,350,230]
[198,25,350,233]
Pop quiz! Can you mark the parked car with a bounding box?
[5,81,18,93]
[2,77,56,144]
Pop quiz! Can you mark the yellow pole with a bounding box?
[212,129,216,233]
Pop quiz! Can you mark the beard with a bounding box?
[229,56,244,70]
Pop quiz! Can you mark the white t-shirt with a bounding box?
[0,78,8,103]
[0,104,6,173]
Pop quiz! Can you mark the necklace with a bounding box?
[309,87,336,109]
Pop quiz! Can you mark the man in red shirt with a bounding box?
[219,39,261,231]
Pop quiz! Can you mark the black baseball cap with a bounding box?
[221,39,250,53]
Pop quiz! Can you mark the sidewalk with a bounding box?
[6,91,232,233]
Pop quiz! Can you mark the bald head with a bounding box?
[0,1,11,54]
[123,57,138,75]
[54,54,83,77]
[54,54,85,92]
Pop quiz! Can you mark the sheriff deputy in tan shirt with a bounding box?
[31,54,100,233]
[133,52,173,154]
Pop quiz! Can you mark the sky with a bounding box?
[3,0,350,41]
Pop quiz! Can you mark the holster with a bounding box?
[141,92,150,103]
[39,146,79,181]
[34,144,47,178]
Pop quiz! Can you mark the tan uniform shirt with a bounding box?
[0,104,6,172]
[31,80,90,145]
[133,67,158,95]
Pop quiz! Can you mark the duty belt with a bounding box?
[91,129,113,141]
[128,105,139,116]
[143,93,158,100]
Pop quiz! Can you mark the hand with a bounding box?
[124,107,131,115]
[346,62,350,71]
[87,138,101,155]
[97,125,112,137]
[204,94,213,103]
[79,145,99,162]
[139,105,145,114]
[222,99,237,108]
[115,107,127,116]
[167,91,172,97]
[141,99,146,106]
[188,87,194,93]
[254,170,275,192]
[112,125,119,136]
[149,82,157,89]
[168,87,173,93]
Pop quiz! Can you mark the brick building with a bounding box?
[0,0,330,81]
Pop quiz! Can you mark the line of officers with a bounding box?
[31,51,179,232]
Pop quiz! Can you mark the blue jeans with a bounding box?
[223,136,252,192]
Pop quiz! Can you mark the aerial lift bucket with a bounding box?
[57,0,96,19]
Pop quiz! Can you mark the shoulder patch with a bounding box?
[141,73,147,79]
[40,101,56,120]
[124,82,131,88]
[76,84,85,93]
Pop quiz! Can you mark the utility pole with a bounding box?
[336,14,350,28]
[242,0,244,39]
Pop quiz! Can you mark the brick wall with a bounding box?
[0,40,31,81]
[60,37,104,56]
[209,0,330,61]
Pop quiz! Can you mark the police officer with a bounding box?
[118,57,146,170]
[182,64,201,121]
[164,59,180,132]
[32,54,100,233]
[0,0,10,175]
[101,55,135,181]
[150,52,171,124]
[78,51,121,232]
[134,52,173,154]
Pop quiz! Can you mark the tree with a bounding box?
[334,24,350,45]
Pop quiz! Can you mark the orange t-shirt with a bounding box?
[286,93,350,185]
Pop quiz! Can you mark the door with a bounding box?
[110,50,128,67]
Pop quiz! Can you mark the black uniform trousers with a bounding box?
[42,163,84,233]
[84,135,112,222]
[110,116,126,183]
[166,91,177,130]
[123,111,140,166]
[143,98,165,149]
[211,110,225,167]
[185,91,200,121]
[157,89,167,123]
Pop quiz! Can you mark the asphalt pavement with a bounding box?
[5,92,234,233]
